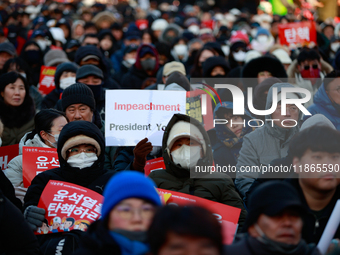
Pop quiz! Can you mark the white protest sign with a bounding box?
[105,90,186,146]
[317,199,340,255]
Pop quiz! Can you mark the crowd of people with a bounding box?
[0,0,340,254]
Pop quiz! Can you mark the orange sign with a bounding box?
[38,66,56,95]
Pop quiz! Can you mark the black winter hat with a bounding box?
[54,62,79,89]
[76,65,104,81]
[241,56,288,89]
[165,72,192,91]
[61,83,96,111]
[0,42,17,56]
[202,56,230,77]
[74,45,103,65]
[243,181,306,231]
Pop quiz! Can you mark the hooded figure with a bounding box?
[235,83,302,198]
[202,56,230,78]
[159,24,183,45]
[120,44,159,89]
[24,121,114,252]
[41,62,79,109]
[208,102,257,179]
[148,114,247,230]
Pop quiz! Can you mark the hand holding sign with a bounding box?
[133,138,153,172]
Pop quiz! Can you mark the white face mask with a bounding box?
[221,45,230,56]
[251,28,258,38]
[60,77,76,90]
[174,44,188,56]
[47,133,59,148]
[36,39,48,51]
[171,144,201,169]
[67,152,98,169]
[233,51,246,62]
[20,72,27,79]
[331,42,340,52]
[126,58,136,65]
[257,35,268,43]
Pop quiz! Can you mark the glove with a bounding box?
[24,205,46,231]
[133,138,153,172]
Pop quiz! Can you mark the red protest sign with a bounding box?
[22,147,60,188]
[35,180,103,235]
[0,144,19,170]
[278,21,316,46]
[158,188,241,244]
[38,66,56,95]
[144,157,165,176]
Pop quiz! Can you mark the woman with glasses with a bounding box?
[73,171,162,255]
[23,120,115,254]
[4,109,68,204]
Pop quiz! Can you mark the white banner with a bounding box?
[105,90,186,146]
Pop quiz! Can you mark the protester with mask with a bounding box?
[229,41,248,70]
[208,102,257,179]
[113,44,138,84]
[20,41,44,86]
[0,72,35,146]
[41,62,78,109]
[30,27,54,53]
[65,39,81,62]
[4,109,68,203]
[235,83,302,198]
[148,113,247,229]
[250,28,275,54]
[305,70,340,130]
[225,181,320,255]
[171,38,189,64]
[287,49,333,107]
[76,65,105,119]
[74,45,119,89]
[73,171,162,255]
[148,206,223,255]
[121,44,159,89]
[23,120,114,253]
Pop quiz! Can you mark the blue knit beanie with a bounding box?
[256,27,270,38]
[101,171,162,219]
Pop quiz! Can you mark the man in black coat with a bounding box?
[225,181,320,255]
[23,120,114,254]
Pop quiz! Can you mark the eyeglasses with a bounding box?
[304,64,319,70]
[114,205,156,220]
[68,146,97,156]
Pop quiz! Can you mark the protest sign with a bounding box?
[144,157,165,176]
[35,180,103,235]
[38,66,56,95]
[22,147,60,188]
[317,200,340,255]
[186,90,214,131]
[0,144,19,170]
[105,90,186,146]
[158,188,241,244]
[278,21,316,46]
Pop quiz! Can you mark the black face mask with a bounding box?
[22,50,42,65]
[87,83,103,101]
[66,51,76,61]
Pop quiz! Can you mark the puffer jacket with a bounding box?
[148,114,247,230]
[4,132,50,188]
[235,83,302,198]
[208,102,256,180]
[304,83,340,130]
[24,121,114,254]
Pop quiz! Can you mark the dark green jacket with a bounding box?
[149,114,247,230]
